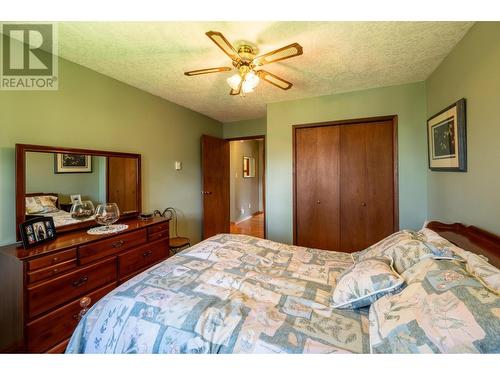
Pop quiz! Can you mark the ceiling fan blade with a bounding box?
[252,43,303,67]
[206,31,241,63]
[257,70,293,90]
[184,67,231,76]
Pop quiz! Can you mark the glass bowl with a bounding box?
[70,200,95,220]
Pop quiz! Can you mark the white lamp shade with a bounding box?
[227,74,242,90]
[245,71,259,88]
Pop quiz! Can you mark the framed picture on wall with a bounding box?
[427,98,467,172]
[243,156,256,178]
[54,153,92,173]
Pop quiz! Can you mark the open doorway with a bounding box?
[228,136,265,238]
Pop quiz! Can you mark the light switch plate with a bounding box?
[175,161,182,170]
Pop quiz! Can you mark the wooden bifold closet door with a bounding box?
[294,117,398,253]
[295,126,341,250]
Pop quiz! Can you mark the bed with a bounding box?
[65,223,500,354]
[25,193,95,227]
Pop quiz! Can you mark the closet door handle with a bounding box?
[361,202,367,207]
[316,200,321,204]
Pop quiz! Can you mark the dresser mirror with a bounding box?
[16,144,141,239]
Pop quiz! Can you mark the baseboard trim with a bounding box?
[233,215,253,225]
[231,211,264,225]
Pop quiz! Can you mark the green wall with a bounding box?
[223,117,266,139]
[426,22,500,234]
[0,55,222,246]
[266,82,428,244]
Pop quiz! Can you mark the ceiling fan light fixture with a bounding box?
[185,31,302,96]
[242,81,254,94]
[227,74,242,90]
[245,71,259,89]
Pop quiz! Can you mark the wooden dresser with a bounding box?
[0,217,170,353]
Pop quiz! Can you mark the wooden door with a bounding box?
[107,157,138,214]
[295,126,341,250]
[340,120,395,252]
[201,135,230,239]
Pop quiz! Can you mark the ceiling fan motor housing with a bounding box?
[237,45,256,63]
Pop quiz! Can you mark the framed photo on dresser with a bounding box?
[19,216,57,248]
[427,98,467,172]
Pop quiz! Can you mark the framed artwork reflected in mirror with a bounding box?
[54,153,92,173]
[243,156,255,178]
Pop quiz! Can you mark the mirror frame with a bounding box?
[16,143,142,240]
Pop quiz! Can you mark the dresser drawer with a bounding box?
[148,222,169,235]
[27,282,115,353]
[27,257,117,319]
[28,248,77,271]
[148,229,169,242]
[28,259,78,284]
[78,229,147,265]
[118,239,168,278]
[46,338,70,354]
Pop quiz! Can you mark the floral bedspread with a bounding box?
[369,258,500,353]
[66,234,369,354]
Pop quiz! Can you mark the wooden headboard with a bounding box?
[426,221,500,268]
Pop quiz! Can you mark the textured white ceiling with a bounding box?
[56,22,473,122]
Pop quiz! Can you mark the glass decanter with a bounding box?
[94,203,120,230]
[70,200,95,220]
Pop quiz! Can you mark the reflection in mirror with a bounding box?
[25,152,139,229]
[107,157,138,214]
[25,152,107,228]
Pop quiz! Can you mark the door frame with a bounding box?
[292,115,399,245]
[225,135,266,239]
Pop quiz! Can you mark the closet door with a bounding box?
[295,126,340,250]
[340,120,395,252]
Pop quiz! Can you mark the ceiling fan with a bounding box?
[184,31,303,96]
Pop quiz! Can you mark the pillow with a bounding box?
[355,231,436,274]
[25,195,58,214]
[352,230,417,261]
[418,228,464,260]
[355,229,466,274]
[369,258,500,353]
[332,256,405,309]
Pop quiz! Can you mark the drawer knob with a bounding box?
[112,240,125,248]
[53,257,59,263]
[80,296,91,308]
[72,275,89,288]
[75,296,92,321]
[143,250,153,257]
[53,268,59,274]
